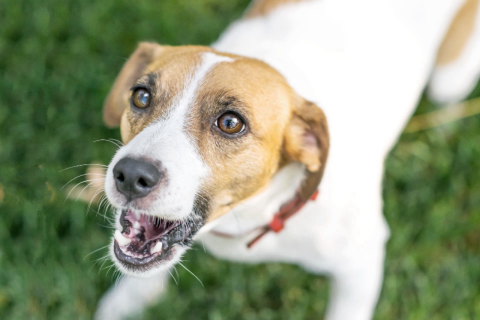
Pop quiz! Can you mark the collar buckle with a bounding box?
[246,189,319,248]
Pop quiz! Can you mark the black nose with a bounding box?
[113,158,161,200]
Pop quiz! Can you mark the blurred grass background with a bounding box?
[0,0,479,319]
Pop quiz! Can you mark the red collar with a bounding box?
[210,189,319,248]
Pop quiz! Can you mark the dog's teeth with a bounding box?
[114,230,132,246]
[133,221,140,229]
[150,241,163,254]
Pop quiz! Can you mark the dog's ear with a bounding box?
[103,42,165,127]
[283,95,330,199]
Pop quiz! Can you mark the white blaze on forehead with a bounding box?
[135,52,235,154]
[106,52,234,220]
[168,52,235,126]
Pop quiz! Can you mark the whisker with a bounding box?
[96,195,108,213]
[92,254,111,265]
[109,138,124,146]
[114,272,125,288]
[92,209,115,224]
[178,262,204,287]
[84,245,110,259]
[61,173,106,190]
[89,254,110,273]
[65,179,103,201]
[173,265,180,281]
[94,139,123,149]
[104,263,116,276]
[87,188,106,214]
[76,180,103,202]
[60,163,108,172]
[168,269,179,285]
[99,257,111,273]
[105,203,115,219]
[94,192,106,211]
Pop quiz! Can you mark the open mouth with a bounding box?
[113,209,195,271]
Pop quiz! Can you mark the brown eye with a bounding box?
[217,112,245,134]
[132,88,151,109]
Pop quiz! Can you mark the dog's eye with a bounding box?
[132,88,151,109]
[216,112,245,134]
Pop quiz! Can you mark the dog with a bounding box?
[95,0,480,319]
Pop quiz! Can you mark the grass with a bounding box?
[0,0,479,319]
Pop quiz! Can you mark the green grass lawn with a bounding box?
[1,0,479,319]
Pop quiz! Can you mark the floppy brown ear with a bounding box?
[103,42,165,127]
[283,96,330,200]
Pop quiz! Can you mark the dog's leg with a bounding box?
[94,271,168,320]
[325,243,386,320]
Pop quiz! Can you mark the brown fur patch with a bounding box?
[192,58,293,220]
[244,0,306,19]
[120,46,206,142]
[103,43,166,127]
[284,97,329,201]
[436,0,479,66]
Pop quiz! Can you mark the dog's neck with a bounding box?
[197,163,306,238]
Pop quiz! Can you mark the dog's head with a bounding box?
[103,43,329,276]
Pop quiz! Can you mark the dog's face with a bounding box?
[103,43,329,276]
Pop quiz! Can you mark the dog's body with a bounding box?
[95,0,480,319]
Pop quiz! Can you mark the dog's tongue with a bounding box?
[119,210,178,250]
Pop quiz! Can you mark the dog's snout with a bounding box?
[113,158,161,200]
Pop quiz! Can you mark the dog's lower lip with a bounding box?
[114,240,163,266]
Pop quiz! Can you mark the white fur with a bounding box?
[97,1,480,319]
